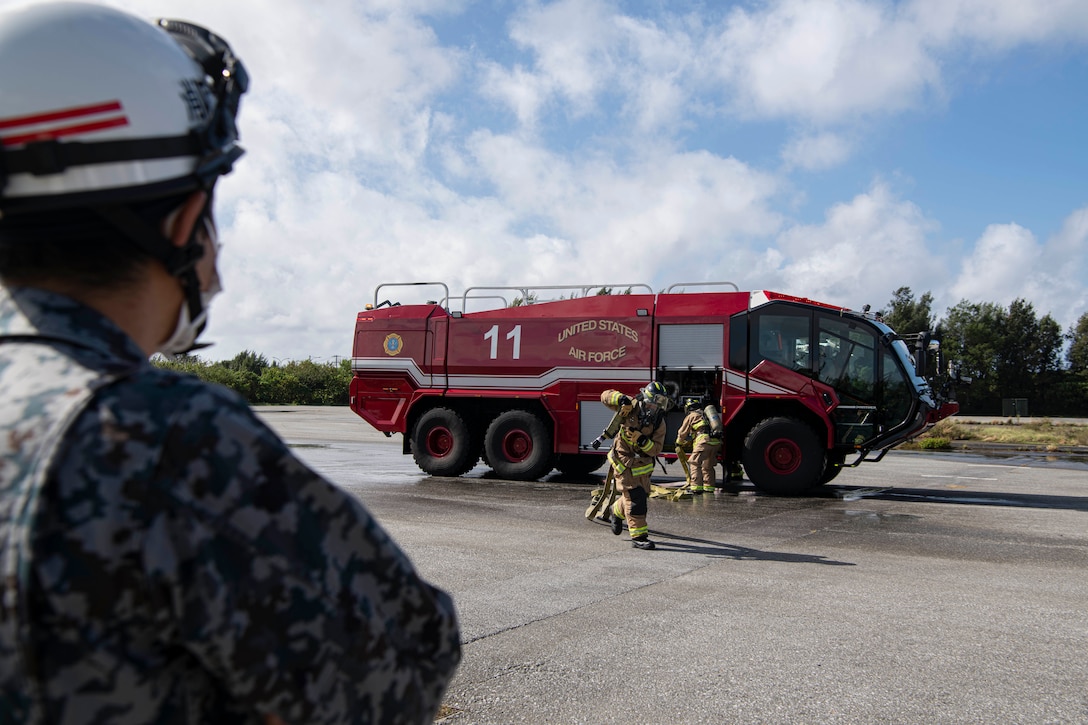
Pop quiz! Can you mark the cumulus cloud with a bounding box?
[3,0,1085,360]
[762,182,946,309]
[949,209,1088,332]
[711,0,941,122]
[908,0,1088,50]
[949,223,1039,306]
[781,131,854,170]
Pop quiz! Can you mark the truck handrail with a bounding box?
[665,281,740,293]
[441,295,510,312]
[373,282,450,309]
[461,283,654,311]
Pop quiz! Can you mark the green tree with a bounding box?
[881,287,935,335]
[1068,312,1088,373]
[226,349,269,376]
[151,353,207,376]
[509,292,537,307]
[205,364,260,401]
[941,300,1006,410]
[997,299,1061,397]
[256,366,304,405]
[283,359,350,405]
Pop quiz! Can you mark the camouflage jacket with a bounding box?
[0,286,460,724]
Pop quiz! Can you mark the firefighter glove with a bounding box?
[636,434,649,448]
[617,394,631,407]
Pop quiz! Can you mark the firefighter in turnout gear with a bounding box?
[676,398,723,493]
[601,382,671,550]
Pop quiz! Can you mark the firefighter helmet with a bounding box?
[684,397,702,412]
[0,2,247,213]
[641,381,672,410]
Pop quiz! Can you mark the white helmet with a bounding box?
[0,2,247,213]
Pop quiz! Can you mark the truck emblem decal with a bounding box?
[383,333,403,356]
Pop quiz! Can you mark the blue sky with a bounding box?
[9,0,1086,362]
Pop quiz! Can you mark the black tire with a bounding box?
[742,417,825,496]
[554,453,606,476]
[412,408,478,477]
[484,410,553,481]
[818,452,847,485]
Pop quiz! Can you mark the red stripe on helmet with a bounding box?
[1,117,129,147]
[0,101,124,130]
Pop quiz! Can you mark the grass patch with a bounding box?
[916,418,1088,448]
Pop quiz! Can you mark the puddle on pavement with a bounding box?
[843,510,921,523]
[833,487,890,501]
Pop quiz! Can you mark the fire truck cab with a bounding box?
[350,282,958,496]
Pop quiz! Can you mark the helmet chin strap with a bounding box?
[93,192,216,356]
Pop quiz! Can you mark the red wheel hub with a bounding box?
[425,426,453,457]
[501,429,532,463]
[764,437,802,475]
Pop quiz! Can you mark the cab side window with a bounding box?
[750,307,812,372]
[817,315,877,403]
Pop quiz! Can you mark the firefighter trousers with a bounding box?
[689,441,721,489]
[611,469,652,539]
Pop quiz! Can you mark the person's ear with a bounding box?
[164,191,209,248]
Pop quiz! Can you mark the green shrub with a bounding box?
[152,353,350,405]
[257,366,305,405]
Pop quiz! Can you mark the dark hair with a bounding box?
[0,193,190,288]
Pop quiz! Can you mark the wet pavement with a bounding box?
[256,406,1088,724]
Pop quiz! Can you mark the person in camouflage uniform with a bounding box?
[600,382,672,550]
[0,4,460,723]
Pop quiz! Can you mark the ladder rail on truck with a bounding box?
[350,281,959,496]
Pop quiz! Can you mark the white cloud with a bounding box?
[506,0,619,116]
[949,223,1038,305]
[707,0,1088,125]
[948,209,1088,332]
[478,61,549,129]
[781,131,854,170]
[763,182,946,312]
[908,0,1088,50]
[710,0,940,122]
[488,0,702,136]
[2,0,1086,361]
[465,132,784,272]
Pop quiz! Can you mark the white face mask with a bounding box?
[155,216,222,358]
[155,280,221,358]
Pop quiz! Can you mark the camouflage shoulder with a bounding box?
[131,363,251,408]
[98,363,268,438]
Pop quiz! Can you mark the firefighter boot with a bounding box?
[610,501,624,536]
[631,535,656,550]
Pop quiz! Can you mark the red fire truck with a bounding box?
[349,282,958,496]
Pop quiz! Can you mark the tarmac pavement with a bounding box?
[256,406,1088,724]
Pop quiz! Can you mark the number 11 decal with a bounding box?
[484,324,522,359]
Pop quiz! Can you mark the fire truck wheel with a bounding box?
[818,453,846,485]
[484,410,553,481]
[412,408,478,477]
[742,417,824,496]
[554,453,606,477]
